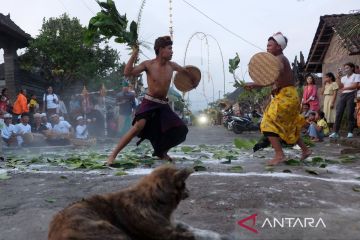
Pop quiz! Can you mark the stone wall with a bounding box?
[323,35,360,76]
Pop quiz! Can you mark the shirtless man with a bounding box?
[107,36,196,165]
[246,33,311,165]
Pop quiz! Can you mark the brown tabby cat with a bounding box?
[48,165,230,240]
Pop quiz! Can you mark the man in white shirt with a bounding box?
[329,62,360,139]
[47,114,73,146]
[14,113,32,146]
[75,116,88,139]
[1,113,17,146]
[51,114,73,135]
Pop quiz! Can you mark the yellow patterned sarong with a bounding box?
[260,86,305,144]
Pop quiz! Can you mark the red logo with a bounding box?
[237,213,258,233]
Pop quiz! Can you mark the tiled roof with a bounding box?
[0,13,31,43]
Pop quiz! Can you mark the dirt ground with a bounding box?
[1,126,360,240]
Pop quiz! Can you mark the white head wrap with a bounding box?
[271,33,287,50]
[4,113,12,118]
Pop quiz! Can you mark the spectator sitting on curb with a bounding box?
[307,111,329,142]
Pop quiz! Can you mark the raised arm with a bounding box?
[124,49,147,77]
[335,73,344,89]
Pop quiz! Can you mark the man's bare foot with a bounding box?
[267,155,286,166]
[301,150,312,160]
[160,153,173,162]
[106,155,116,166]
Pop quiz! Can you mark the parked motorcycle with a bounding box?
[222,108,233,129]
[222,108,262,134]
[231,110,262,134]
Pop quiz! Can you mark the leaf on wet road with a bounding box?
[0,172,11,180]
[229,166,243,173]
[45,198,56,203]
[285,159,301,166]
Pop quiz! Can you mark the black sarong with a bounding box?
[133,97,188,157]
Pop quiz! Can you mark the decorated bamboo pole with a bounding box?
[99,84,107,136]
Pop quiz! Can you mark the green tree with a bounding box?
[20,13,121,94]
[237,87,271,113]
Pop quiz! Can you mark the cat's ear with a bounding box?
[174,168,193,184]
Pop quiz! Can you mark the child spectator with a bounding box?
[75,116,88,139]
[301,103,311,118]
[308,111,329,142]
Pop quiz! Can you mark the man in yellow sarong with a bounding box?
[246,32,311,165]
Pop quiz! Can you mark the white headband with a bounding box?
[271,33,287,50]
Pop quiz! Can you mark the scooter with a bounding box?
[232,110,262,134]
[222,108,234,129]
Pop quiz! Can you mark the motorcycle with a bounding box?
[222,108,233,129]
[232,110,262,134]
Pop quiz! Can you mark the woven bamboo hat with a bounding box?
[248,52,281,86]
[174,65,201,92]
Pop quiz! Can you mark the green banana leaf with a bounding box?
[84,0,138,48]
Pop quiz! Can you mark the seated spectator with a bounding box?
[31,113,49,134]
[301,103,311,118]
[51,114,73,136]
[75,116,88,139]
[14,113,32,146]
[31,113,49,146]
[48,114,73,145]
[1,113,17,146]
[302,110,315,134]
[308,111,329,142]
[41,113,52,129]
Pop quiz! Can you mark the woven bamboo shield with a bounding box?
[23,133,34,144]
[248,52,281,86]
[174,65,201,92]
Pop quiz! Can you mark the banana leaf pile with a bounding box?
[84,0,138,48]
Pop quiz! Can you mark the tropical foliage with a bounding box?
[84,0,138,49]
[19,14,121,93]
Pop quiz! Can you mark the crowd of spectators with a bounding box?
[301,62,360,141]
[0,83,138,148]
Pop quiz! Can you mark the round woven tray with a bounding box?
[174,65,201,92]
[248,52,281,86]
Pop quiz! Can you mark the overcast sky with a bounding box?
[1,0,359,111]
